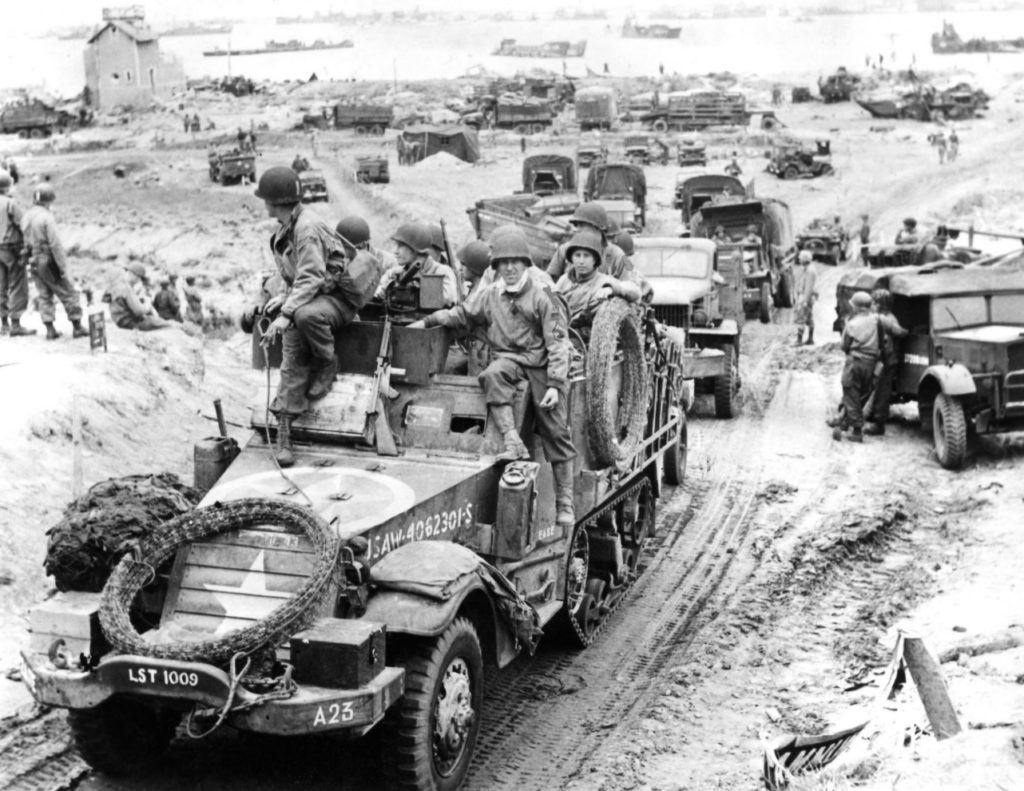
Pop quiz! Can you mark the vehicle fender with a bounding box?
[919,364,976,397]
[364,541,518,666]
[689,319,740,345]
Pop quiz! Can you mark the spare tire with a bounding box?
[585,300,648,467]
[100,498,339,665]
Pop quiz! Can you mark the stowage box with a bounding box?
[290,618,386,688]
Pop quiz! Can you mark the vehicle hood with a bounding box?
[937,325,1024,344]
[645,276,713,306]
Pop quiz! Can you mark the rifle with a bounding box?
[365,315,398,456]
[439,218,464,299]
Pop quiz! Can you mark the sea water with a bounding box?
[3,10,1024,98]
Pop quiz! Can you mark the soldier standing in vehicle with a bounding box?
[335,215,397,274]
[895,217,919,245]
[793,250,817,346]
[457,240,492,299]
[864,288,907,436]
[725,152,743,177]
[858,213,871,264]
[0,169,34,336]
[546,203,632,282]
[742,224,763,250]
[712,224,729,243]
[21,184,88,340]
[834,291,882,443]
[409,228,577,530]
[919,230,949,264]
[374,223,458,306]
[556,228,641,340]
[256,166,374,466]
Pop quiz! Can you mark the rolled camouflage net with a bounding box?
[44,473,201,592]
[585,300,649,467]
[100,498,339,665]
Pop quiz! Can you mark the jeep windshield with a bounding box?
[932,293,1024,332]
[632,246,711,280]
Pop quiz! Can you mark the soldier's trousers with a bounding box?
[271,294,354,418]
[870,364,896,424]
[480,356,576,463]
[32,261,82,323]
[840,358,876,431]
[0,247,28,321]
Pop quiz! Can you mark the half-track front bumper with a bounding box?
[20,651,404,736]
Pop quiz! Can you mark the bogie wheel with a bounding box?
[68,698,180,775]
[759,282,772,323]
[783,165,799,180]
[663,411,688,486]
[576,579,607,635]
[381,618,483,791]
[933,393,967,470]
[714,344,740,419]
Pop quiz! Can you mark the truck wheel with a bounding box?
[219,173,231,186]
[783,165,799,180]
[248,172,257,184]
[512,124,527,135]
[69,698,180,775]
[17,129,28,139]
[758,283,772,323]
[381,618,483,791]
[933,394,967,470]
[714,345,740,419]
[819,163,835,176]
[663,412,688,486]
[30,128,44,139]
[652,119,668,133]
[371,124,384,136]
[586,300,648,466]
[774,269,794,308]
[355,125,367,136]
[531,123,546,135]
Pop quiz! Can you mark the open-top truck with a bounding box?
[208,148,257,186]
[19,281,689,791]
[467,193,577,266]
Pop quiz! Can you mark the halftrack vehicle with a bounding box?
[298,170,329,202]
[796,217,850,266]
[208,149,257,186]
[836,268,1024,469]
[632,236,741,417]
[20,283,690,791]
[467,193,577,266]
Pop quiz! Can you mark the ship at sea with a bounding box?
[161,22,233,37]
[203,39,354,57]
[492,39,587,58]
[932,21,1024,54]
[622,17,681,39]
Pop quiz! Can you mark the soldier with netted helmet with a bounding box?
[373,222,458,306]
[864,288,907,436]
[545,202,634,283]
[556,228,641,341]
[21,183,88,340]
[256,166,379,466]
[0,168,34,336]
[409,227,577,530]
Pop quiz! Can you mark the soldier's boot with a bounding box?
[71,319,89,339]
[804,328,814,345]
[848,427,864,444]
[491,405,529,460]
[0,318,8,335]
[794,327,804,346]
[552,460,576,531]
[9,319,36,337]
[832,426,843,442]
[863,422,885,436]
[306,354,339,400]
[275,415,295,468]
[44,322,61,340]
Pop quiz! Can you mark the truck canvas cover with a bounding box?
[522,153,576,193]
[585,163,646,204]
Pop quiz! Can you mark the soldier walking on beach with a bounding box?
[858,214,871,264]
[183,276,204,326]
[21,184,87,340]
[0,169,34,336]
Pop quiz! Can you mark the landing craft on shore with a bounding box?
[203,39,354,57]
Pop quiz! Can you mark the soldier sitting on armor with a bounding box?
[409,228,577,530]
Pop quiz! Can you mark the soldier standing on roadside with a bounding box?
[793,250,817,346]
[183,275,204,325]
[858,213,871,264]
[0,169,35,336]
[21,184,88,340]
[864,288,907,436]
[834,291,883,443]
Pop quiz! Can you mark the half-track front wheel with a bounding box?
[783,165,799,180]
[759,282,772,323]
[933,393,967,470]
[663,411,688,486]
[68,698,180,775]
[381,618,483,791]
[714,344,740,419]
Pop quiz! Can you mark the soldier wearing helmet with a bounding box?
[556,228,641,338]
[457,240,491,298]
[894,217,918,245]
[108,261,170,331]
[427,224,449,267]
[545,202,635,284]
[21,183,88,340]
[793,249,817,346]
[256,166,380,466]
[864,288,907,436]
[0,168,35,336]
[336,215,397,274]
[834,290,882,443]
[373,222,458,306]
[410,227,577,529]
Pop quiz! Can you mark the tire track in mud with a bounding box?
[0,707,88,791]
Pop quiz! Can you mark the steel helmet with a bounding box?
[0,169,10,191]
[903,217,917,228]
[849,290,873,309]
[254,167,301,205]
[336,216,371,248]
[428,224,445,254]
[489,228,532,267]
[798,249,813,264]
[33,183,56,204]
[391,223,432,255]
[458,240,491,277]
[613,230,635,256]
[569,202,608,233]
[124,261,148,280]
[565,228,603,265]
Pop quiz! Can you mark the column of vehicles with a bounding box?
[19,221,691,791]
